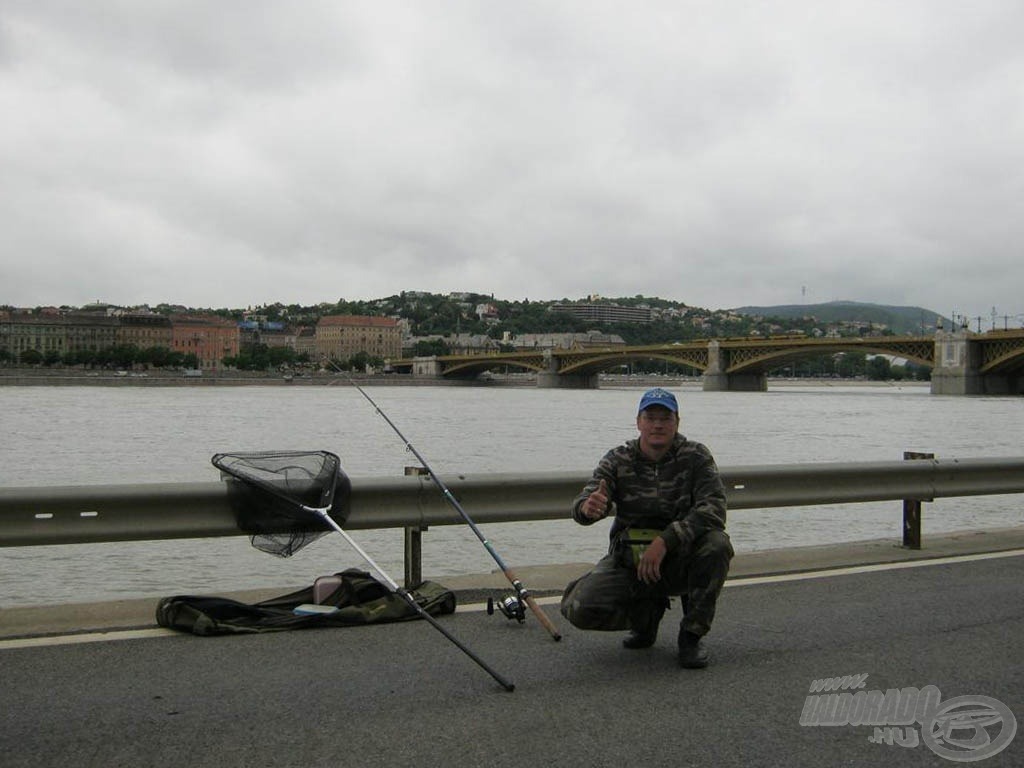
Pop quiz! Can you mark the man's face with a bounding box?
[636,405,679,451]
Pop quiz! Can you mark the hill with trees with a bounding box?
[731,301,950,336]
[225,294,947,345]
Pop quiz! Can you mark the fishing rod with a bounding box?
[310,501,516,692]
[332,365,562,641]
[212,450,515,692]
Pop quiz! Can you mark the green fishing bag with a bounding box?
[156,568,456,636]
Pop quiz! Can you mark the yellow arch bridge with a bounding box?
[391,329,1024,395]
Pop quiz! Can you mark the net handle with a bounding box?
[307,506,515,693]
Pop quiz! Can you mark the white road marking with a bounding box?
[4,549,1022,649]
[721,548,1024,587]
[459,548,1024,610]
[0,627,177,650]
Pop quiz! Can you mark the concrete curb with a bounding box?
[3,526,1023,640]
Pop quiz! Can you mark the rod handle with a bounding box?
[523,594,562,641]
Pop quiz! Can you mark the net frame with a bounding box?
[212,450,351,557]
[210,449,515,690]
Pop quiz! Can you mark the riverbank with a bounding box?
[0,369,531,387]
[0,368,921,389]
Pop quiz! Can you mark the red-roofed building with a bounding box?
[170,315,239,371]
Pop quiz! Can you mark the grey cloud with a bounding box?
[1,1,1021,320]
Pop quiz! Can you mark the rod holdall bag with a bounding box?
[156,568,456,636]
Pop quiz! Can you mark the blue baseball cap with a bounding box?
[638,387,678,414]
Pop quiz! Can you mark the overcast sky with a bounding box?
[2,2,1021,325]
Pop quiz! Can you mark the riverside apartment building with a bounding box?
[315,315,402,363]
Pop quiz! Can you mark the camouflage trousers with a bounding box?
[560,529,733,638]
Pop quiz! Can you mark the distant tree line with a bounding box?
[768,351,931,381]
[222,345,304,371]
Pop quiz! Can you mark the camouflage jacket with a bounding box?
[571,434,727,554]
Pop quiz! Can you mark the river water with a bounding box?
[1,382,1022,607]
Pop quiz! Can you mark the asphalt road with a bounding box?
[2,553,1022,768]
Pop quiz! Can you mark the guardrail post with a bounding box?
[404,526,425,588]
[404,466,428,587]
[902,452,934,549]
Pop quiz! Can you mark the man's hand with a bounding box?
[581,479,610,521]
[637,537,667,584]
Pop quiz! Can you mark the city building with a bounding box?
[259,326,298,350]
[170,315,240,371]
[315,315,402,362]
[403,333,501,356]
[508,330,627,350]
[65,313,120,356]
[1,312,67,360]
[549,302,653,324]
[116,314,173,350]
[295,327,317,359]
[0,310,120,361]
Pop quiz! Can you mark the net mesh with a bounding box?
[211,450,352,557]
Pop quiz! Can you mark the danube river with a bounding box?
[1,381,1022,607]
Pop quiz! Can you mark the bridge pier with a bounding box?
[929,329,1024,395]
[702,341,767,392]
[537,349,599,389]
[412,356,443,378]
[930,330,982,395]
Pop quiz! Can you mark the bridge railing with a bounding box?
[3,457,1024,585]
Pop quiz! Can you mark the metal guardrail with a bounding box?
[3,457,1024,548]
[4,457,1024,588]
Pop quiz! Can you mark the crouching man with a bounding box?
[560,388,734,668]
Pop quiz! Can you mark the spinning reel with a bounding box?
[487,593,526,623]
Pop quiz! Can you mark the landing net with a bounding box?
[211,450,352,557]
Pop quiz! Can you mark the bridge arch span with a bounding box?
[440,358,546,378]
[723,341,934,376]
[978,333,1024,375]
[556,347,708,377]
